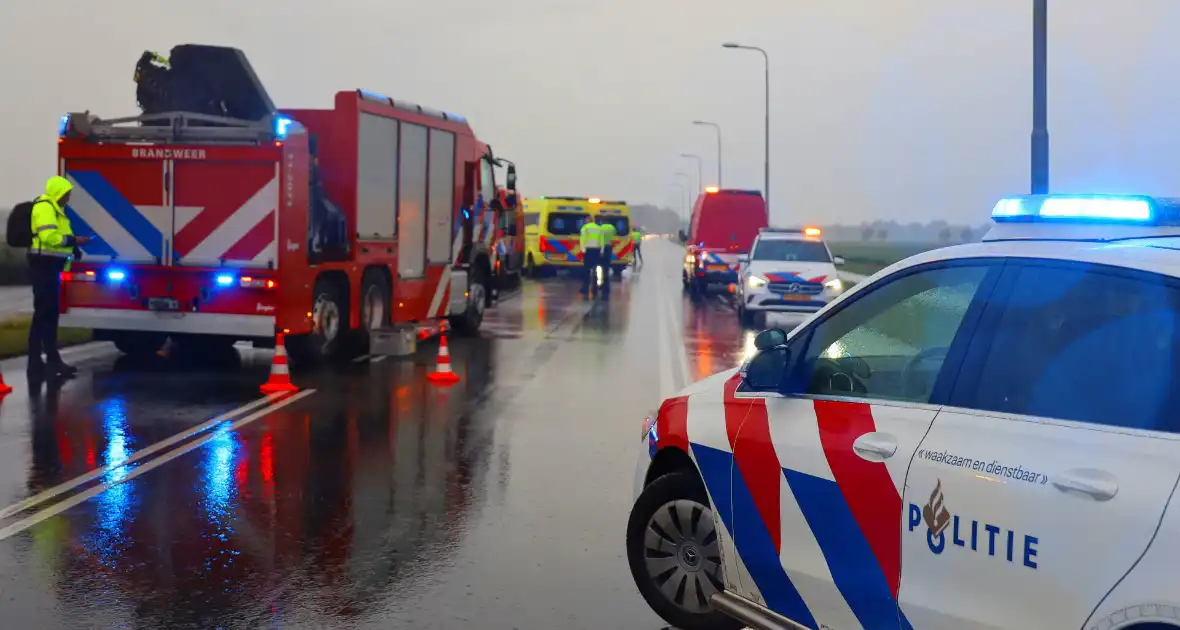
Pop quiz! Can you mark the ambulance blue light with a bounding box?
[58,115,70,137]
[106,269,126,282]
[274,116,293,139]
[991,195,1157,223]
[215,273,234,287]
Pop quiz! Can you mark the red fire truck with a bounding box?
[490,178,525,291]
[56,45,515,364]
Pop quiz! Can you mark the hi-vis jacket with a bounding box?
[580,222,604,252]
[31,176,78,263]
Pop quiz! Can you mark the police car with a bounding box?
[627,194,1180,630]
[735,227,847,327]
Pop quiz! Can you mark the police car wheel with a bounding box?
[627,471,739,630]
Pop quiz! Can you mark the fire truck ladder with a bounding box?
[63,111,288,146]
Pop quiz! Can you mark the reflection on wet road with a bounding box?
[0,240,751,629]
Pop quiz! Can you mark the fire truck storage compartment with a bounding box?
[355,112,456,279]
[426,128,456,264]
[63,158,168,264]
[397,122,428,279]
[171,160,280,267]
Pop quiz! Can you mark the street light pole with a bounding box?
[680,153,703,194]
[723,42,770,212]
[1031,0,1049,194]
[692,120,722,186]
[671,183,688,222]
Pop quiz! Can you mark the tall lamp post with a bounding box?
[722,42,770,211]
[671,183,688,220]
[1031,0,1049,194]
[680,153,703,195]
[692,120,723,186]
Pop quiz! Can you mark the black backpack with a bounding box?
[5,200,37,248]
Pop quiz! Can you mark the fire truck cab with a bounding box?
[56,44,513,364]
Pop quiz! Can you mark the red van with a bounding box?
[682,188,768,295]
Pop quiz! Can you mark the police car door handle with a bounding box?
[852,433,898,461]
[1051,469,1119,502]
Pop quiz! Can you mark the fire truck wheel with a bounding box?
[360,273,391,335]
[113,332,168,358]
[290,277,350,364]
[450,266,487,336]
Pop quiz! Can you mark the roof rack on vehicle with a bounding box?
[60,110,294,145]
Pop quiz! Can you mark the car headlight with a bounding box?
[747,275,768,289]
[824,278,843,292]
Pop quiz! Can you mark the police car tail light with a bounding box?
[748,275,768,289]
[239,276,277,290]
[991,194,1160,223]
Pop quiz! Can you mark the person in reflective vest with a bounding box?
[579,219,603,297]
[631,228,643,267]
[28,176,90,379]
[598,217,618,299]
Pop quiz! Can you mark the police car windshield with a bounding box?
[752,239,831,262]
[548,212,588,235]
[595,215,630,235]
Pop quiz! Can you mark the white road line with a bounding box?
[656,275,675,400]
[0,392,292,521]
[370,356,387,363]
[0,389,316,541]
[667,283,692,391]
[352,354,371,363]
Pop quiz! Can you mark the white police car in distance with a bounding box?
[735,227,846,327]
[627,194,1180,630]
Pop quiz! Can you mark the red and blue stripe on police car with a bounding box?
[653,373,913,630]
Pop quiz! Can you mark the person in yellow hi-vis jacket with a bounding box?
[28,176,90,379]
[579,219,604,298]
[631,227,643,267]
[598,217,618,300]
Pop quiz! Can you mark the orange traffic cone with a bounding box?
[260,333,299,394]
[426,334,460,386]
[0,362,11,398]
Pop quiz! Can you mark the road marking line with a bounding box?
[352,354,371,363]
[370,355,387,363]
[656,273,675,400]
[0,389,316,541]
[0,392,292,521]
[667,281,692,391]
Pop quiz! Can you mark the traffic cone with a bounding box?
[426,334,460,386]
[260,333,299,394]
[0,363,11,399]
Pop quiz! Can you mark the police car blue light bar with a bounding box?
[991,194,1169,223]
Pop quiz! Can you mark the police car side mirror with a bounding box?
[745,347,789,391]
[754,327,787,350]
[833,255,846,266]
[506,165,517,191]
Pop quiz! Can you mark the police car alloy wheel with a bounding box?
[626,471,739,630]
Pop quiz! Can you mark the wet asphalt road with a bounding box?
[0,239,763,629]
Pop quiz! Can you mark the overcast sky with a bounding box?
[3,0,1179,226]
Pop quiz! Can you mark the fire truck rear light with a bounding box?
[239,276,277,289]
[215,273,235,287]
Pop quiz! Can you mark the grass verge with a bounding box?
[828,242,945,276]
[0,314,93,359]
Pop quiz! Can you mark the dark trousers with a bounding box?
[581,248,600,295]
[600,248,612,297]
[27,255,66,366]
[634,243,642,264]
